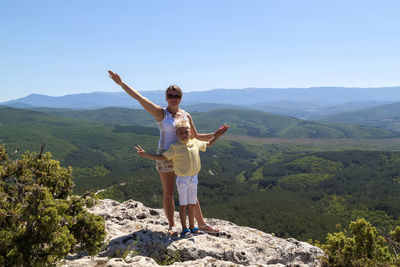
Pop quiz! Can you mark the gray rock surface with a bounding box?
[61,199,324,266]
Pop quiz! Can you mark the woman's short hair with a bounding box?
[166,85,182,97]
[174,118,190,129]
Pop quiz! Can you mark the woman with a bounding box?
[108,70,229,235]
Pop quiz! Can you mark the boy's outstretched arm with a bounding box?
[134,145,167,160]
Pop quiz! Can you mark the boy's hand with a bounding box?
[134,144,146,157]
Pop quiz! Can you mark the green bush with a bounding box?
[321,218,396,266]
[391,226,400,243]
[0,145,106,266]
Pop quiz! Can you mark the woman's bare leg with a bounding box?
[158,171,176,228]
[195,198,219,233]
[194,198,206,226]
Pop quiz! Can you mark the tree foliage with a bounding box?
[321,218,399,266]
[0,145,105,266]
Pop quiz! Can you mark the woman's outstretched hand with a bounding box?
[134,144,146,157]
[215,123,230,137]
[108,70,123,85]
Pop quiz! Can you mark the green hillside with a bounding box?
[190,109,398,138]
[318,101,400,132]
[30,107,399,139]
[0,107,160,194]
[28,107,156,127]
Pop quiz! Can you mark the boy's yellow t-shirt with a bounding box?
[162,138,207,177]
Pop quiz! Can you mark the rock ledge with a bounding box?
[61,199,324,266]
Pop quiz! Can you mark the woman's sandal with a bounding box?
[168,225,179,236]
[198,224,219,234]
[180,228,192,238]
[190,227,205,235]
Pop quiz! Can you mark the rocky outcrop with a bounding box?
[61,199,324,266]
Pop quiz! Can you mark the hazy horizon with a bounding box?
[3,84,400,103]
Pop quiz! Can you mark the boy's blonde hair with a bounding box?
[174,119,190,129]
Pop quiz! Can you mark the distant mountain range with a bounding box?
[2,86,400,118]
[317,102,400,132]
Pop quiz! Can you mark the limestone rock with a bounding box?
[61,199,324,266]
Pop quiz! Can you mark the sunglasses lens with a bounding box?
[167,94,181,99]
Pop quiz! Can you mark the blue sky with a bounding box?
[1,0,400,102]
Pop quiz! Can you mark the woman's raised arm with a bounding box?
[108,70,165,121]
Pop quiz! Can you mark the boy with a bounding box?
[134,119,222,237]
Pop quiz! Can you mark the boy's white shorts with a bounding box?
[176,174,198,205]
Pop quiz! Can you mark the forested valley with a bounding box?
[1,106,400,243]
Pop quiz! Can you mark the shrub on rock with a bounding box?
[0,145,105,266]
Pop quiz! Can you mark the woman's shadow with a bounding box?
[97,228,191,262]
[66,228,187,263]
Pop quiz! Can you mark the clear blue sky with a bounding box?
[1,0,400,102]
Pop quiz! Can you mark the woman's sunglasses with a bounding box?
[167,94,181,99]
